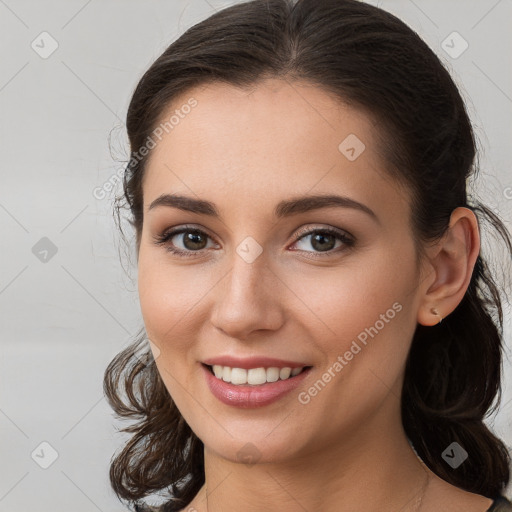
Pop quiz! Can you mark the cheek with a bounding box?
[292,245,418,407]
[291,260,416,435]
[137,249,210,346]
[291,246,415,343]
[137,256,205,411]
[137,252,222,424]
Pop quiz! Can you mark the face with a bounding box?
[137,78,427,464]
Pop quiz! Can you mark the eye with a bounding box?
[153,224,355,258]
[290,226,355,257]
[152,225,216,258]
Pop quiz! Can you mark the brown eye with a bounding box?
[153,226,216,257]
[309,232,337,252]
[291,226,355,256]
[178,230,208,250]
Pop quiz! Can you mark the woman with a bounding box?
[103,0,512,510]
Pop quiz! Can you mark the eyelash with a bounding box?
[152,224,355,259]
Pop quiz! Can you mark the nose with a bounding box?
[209,249,285,341]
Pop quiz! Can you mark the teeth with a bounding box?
[266,367,280,383]
[210,365,305,385]
[279,367,291,380]
[247,367,266,385]
[231,367,247,385]
[221,366,231,382]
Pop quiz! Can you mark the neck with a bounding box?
[194,396,431,512]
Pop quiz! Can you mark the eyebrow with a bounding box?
[148,193,379,223]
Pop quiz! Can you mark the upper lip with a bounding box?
[202,355,311,369]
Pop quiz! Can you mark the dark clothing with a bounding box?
[488,495,512,511]
[134,494,512,511]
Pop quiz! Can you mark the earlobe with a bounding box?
[431,307,442,324]
[417,304,444,327]
[416,207,480,326]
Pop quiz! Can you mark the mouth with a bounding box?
[203,363,311,386]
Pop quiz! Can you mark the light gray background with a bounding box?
[1,0,511,510]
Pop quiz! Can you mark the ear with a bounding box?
[417,207,480,326]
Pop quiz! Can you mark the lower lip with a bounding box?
[202,364,311,408]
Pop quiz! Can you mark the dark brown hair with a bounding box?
[103,0,512,510]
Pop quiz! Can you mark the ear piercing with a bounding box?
[431,307,442,324]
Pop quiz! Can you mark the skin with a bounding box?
[136,78,492,512]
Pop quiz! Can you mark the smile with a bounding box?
[208,365,307,385]
[202,362,312,408]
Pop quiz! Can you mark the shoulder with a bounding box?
[487,496,512,512]
[421,469,507,512]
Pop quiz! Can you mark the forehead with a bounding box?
[142,78,410,224]
[147,78,376,171]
